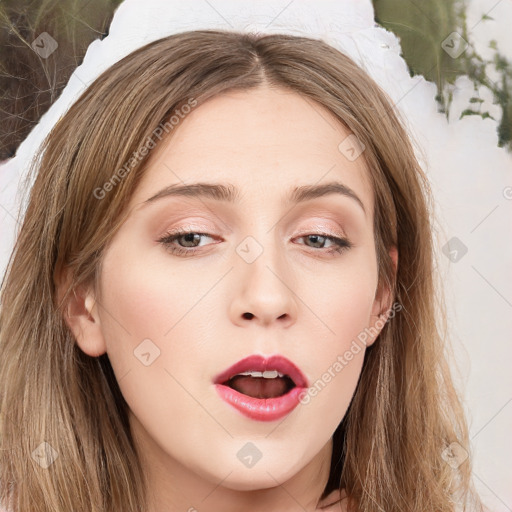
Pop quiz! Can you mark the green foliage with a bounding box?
[373,0,512,152]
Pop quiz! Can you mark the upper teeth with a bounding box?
[237,370,285,378]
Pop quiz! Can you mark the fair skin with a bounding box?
[63,86,397,512]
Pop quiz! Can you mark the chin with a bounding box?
[216,470,291,492]
[190,452,301,491]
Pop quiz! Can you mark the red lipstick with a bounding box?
[213,354,309,422]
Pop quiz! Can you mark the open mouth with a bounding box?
[223,371,296,399]
[213,355,308,422]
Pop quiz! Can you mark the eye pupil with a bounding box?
[307,235,325,248]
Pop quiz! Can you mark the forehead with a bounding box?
[129,86,374,216]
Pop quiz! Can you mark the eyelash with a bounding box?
[157,228,354,257]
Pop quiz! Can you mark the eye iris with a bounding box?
[180,233,201,247]
[307,235,326,248]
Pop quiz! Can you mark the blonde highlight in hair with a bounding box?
[0,29,484,511]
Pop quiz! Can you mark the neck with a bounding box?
[129,412,334,512]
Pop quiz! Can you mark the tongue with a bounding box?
[227,376,291,398]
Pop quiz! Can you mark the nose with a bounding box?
[229,240,299,328]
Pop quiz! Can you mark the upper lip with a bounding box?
[213,354,309,388]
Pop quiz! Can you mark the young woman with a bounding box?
[0,29,485,512]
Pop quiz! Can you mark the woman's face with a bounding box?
[71,86,395,504]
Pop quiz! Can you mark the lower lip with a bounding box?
[214,384,305,422]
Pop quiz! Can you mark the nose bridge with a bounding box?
[231,223,298,326]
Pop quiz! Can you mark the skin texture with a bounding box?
[64,86,397,512]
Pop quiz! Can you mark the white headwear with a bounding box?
[2,8,510,504]
[0,0,434,281]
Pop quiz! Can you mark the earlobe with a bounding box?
[378,245,398,317]
[368,245,399,346]
[61,283,106,358]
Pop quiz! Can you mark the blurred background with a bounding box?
[0,0,510,160]
[0,0,122,161]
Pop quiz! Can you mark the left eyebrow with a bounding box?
[141,180,366,216]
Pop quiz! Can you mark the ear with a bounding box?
[368,245,398,347]
[56,268,107,358]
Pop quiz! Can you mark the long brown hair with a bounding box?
[0,29,485,511]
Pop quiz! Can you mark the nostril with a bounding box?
[242,312,254,319]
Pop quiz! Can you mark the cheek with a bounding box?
[97,248,218,453]
[330,278,376,344]
[295,255,377,412]
[302,254,378,344]
[297,289,373,436]
[99,238,209,346]
[97,235,224,381]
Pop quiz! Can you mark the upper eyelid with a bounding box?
[161,217,349,236]
[153,205,353,229]
[161,227,346,236]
